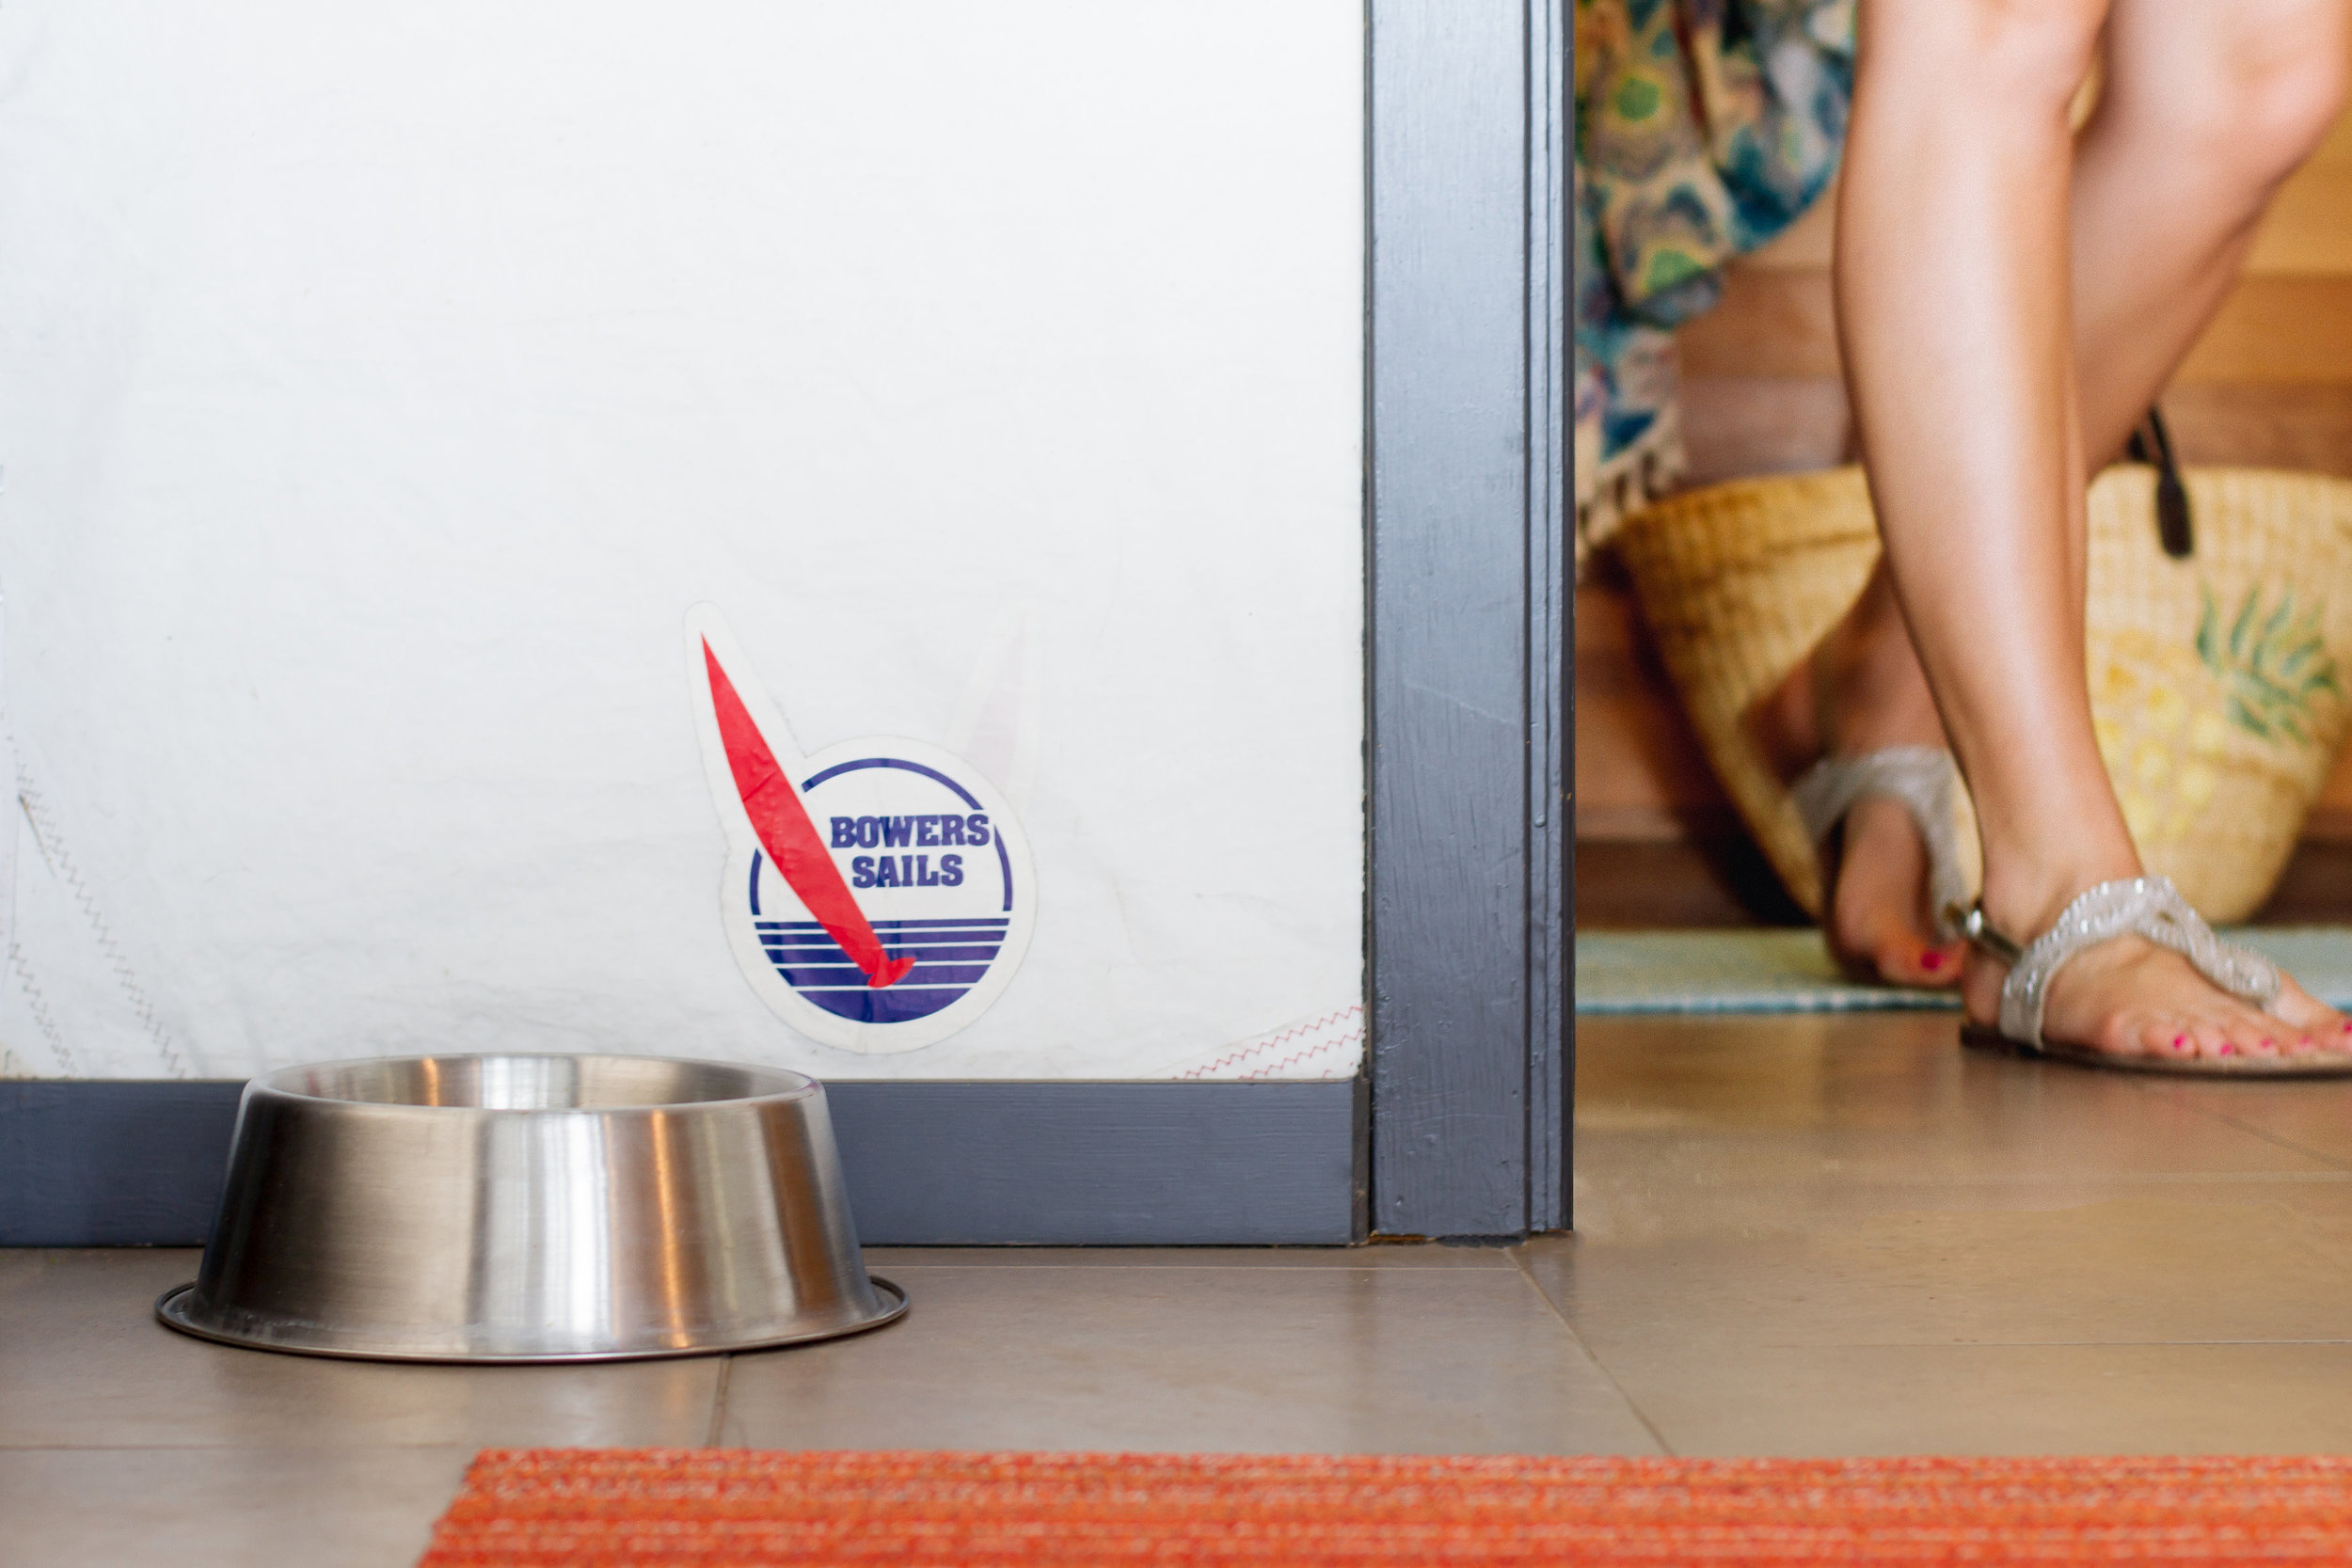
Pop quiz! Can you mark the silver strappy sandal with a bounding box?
[1950,875,2352,1077]
[1790,746,1972,945]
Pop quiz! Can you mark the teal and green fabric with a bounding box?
[1575,928,2352,1014]
[1574,0,1854,541]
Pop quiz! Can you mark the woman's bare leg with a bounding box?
[1782,0,2348,1019]
[1838,0,2348,1061]
[2073,0,2351,451]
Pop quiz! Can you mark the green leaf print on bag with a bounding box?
[2196,583,2343,745]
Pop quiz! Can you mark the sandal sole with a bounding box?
[1961,1022,2352,1078]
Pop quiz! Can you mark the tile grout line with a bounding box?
[1756,1338,2352,1349]
[1506,1245,1679,1458]
[2172,1101,2352,1176]
[1505,1173,2352,1189]
[703,1355,734,1449]
[2125,1062,2352,1173]
[855,1261,1533,1271]
[0,1441,504,1452]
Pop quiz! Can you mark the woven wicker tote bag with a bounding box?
[1613,463,2352,924]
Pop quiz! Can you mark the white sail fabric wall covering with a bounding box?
[0,2,1365,1082]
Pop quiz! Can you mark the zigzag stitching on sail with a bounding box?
[1174,1005,1365,1081]
[16,775,186,1079]
[9,937,72,1075]
[1232,1032,1365,1082]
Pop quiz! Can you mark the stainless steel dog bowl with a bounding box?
[157,1053,905,1362]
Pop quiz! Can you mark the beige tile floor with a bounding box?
[15,1009,2352,1563]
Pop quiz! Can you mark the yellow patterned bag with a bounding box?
[1613,465,2352,923]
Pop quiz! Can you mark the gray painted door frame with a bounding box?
[0,3,1572,1247]
[1366,0,1572,1239]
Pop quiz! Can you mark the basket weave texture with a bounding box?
[1613,464,2352,925]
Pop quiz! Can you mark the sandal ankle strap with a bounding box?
[1948,876,2280,1047]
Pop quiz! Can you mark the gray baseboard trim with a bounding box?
[0,1081,246,1246]
[0,1078,1368,1247]
[832,1080,1367,1245]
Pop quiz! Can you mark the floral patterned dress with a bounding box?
[1574,0,1853,562]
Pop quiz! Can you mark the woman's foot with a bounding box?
[1963,876,2352,1064]
[1827,795,1963,986]
[1751,568,1965,988]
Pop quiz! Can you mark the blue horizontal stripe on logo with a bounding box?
[757,928,1007,941]
[750,909,1008,1023]
[792,984,973,1024]
[759,918,1009,930]
[768,963,996,989]
[758,927,1004,946]
[761,942,1003,964]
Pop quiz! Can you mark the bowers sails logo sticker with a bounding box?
[688,606,1034,1053]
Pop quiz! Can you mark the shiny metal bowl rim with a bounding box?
[247,1050,821,1113]
[153,1276,909,1364]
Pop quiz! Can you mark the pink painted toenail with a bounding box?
[1920,951,1944,973]
[2172,1034,2187,1050]
[2220,1043,2237,1055]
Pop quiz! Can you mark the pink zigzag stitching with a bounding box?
[1176,1008,1359,1079]
[1176,1006,1366,1081]
[1235,1026,1368,1082]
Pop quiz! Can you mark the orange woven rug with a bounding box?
[421,1449,2352,1565]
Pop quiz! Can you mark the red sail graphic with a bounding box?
[703,641,914,990]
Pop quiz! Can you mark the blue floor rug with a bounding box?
[1576,927,2352,1014]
